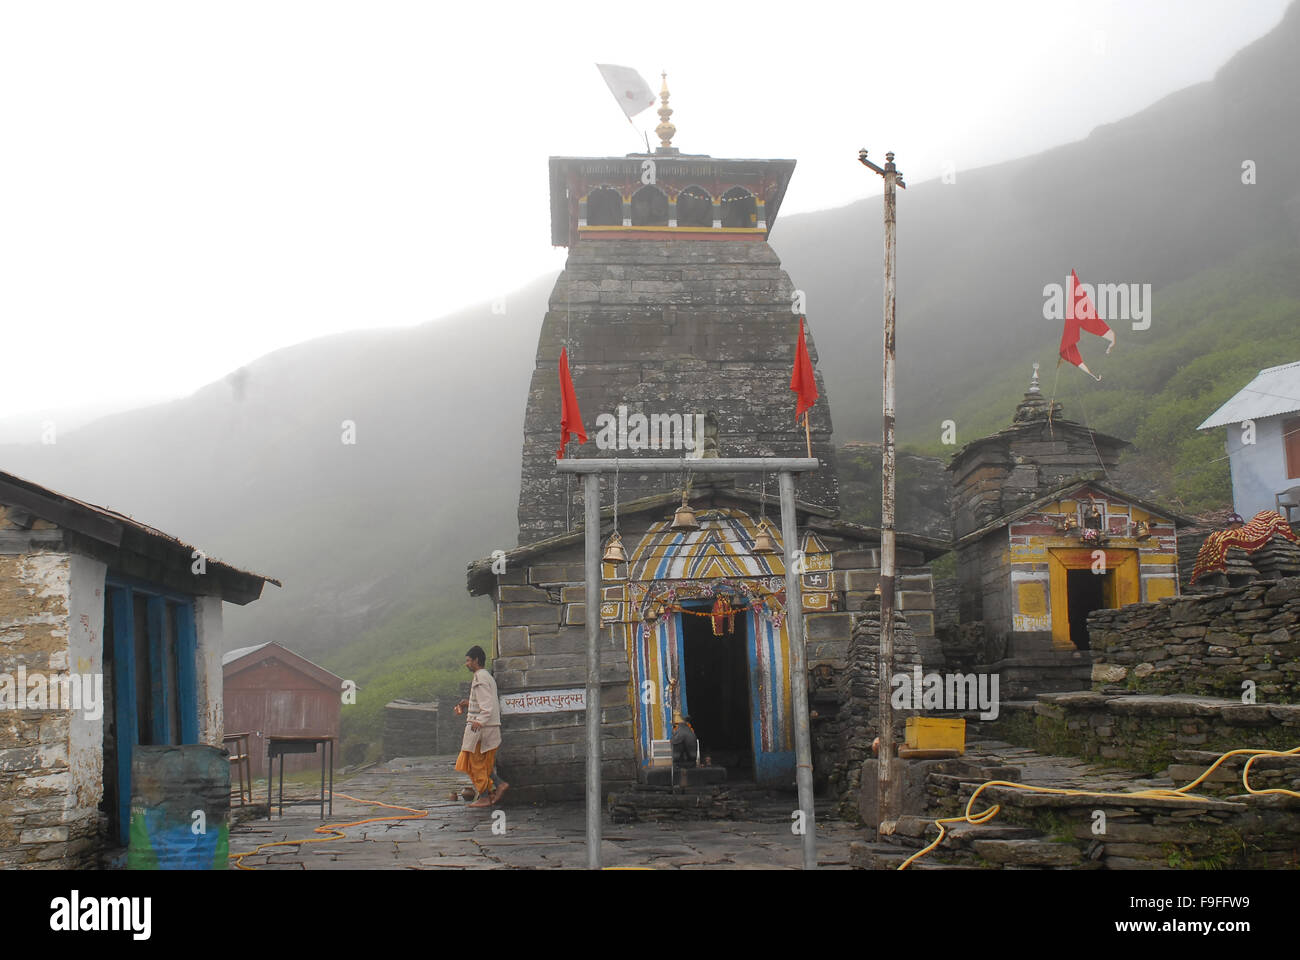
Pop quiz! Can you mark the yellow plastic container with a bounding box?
[905,717,966,753]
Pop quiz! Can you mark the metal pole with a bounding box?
[557,457,819,474]
[779,470,816,870]
[583,471,602,869]
[877,152,900,832]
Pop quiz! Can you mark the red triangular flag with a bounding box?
[556,346,587,459]
[1059,269,1115,381]
[790,317,819,423]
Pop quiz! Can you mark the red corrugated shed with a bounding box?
[222,642,343,776]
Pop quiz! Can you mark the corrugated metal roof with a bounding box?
[1198,361,1300,429]
[222,643,270,666]
[222,640,344,688]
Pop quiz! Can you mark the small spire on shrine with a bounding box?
[655,71,677,152]
[1013,361,1062,423]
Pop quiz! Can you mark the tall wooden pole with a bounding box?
[857,148,905,832]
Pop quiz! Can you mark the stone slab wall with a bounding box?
[383,700,440,759]
[517,239,839,543]
[490,542,636,803]
[487,514,936,801]
[923,769,1300,869]
[0,545,103,868]
[1088,577,1300,701]
[813,600,920,820]
[988,692,1300,777]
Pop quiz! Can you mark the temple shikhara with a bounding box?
[467,79,944,803]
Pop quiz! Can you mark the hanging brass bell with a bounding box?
[671,491,699,530]
[602,532,627,563]
[752,519,779,554]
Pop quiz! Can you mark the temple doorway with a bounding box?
[680,601,754,777]
[1065,569,1108,649]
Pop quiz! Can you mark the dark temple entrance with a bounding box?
[681,602,753,777]
[1065,569,1108,650]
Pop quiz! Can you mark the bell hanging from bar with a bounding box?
[602,532,627,564]
[671,490,699,530]
[752,519,780,555]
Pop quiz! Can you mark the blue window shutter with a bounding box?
[174,602,200,744]
[146,596,170,745]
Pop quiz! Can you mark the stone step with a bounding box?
[848,841,982,870]
[971,838,1084,867]
[935,822,1043,846]
[678,766,728,788]
[1171,749,1300,770]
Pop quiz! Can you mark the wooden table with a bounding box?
[266,735,334,819]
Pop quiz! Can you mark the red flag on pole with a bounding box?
[556,346,587,459]
[790,316,819,423]
[1059,269,1115,381]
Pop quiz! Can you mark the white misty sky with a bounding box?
[0,0,1290,430]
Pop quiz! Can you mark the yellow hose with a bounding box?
[229,791,430,871]
[898,744,1300,870]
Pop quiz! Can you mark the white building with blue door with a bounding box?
[1198,361,1300,521]
[0,470,277,868]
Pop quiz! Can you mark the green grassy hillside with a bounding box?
[899,243,1300,514]
[321,593,491,763]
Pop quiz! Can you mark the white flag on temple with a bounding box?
[596,64,656,119]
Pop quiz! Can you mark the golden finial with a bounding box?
[655,70,676,150]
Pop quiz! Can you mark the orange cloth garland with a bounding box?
[1190,510,1299,584]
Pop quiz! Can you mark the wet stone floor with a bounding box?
[228,755,857,870]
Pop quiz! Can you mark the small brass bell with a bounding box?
[671,491,699,530]
[753,519,779,554]
[602,532,627,564]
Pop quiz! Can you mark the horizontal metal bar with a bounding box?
[555,458,820,474]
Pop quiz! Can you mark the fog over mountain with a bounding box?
[3,3,1299,658]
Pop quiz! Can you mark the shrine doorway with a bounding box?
[680,600,753,776]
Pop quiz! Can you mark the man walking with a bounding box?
[453,646,508,808]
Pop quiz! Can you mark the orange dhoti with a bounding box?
[455,745,498,795]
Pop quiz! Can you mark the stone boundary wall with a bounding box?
[1088,577,1300,701]
[988,693,1300,776]
[923,769,1300,870]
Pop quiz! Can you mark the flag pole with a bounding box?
[804,411,812,458]
[858,147,905,836]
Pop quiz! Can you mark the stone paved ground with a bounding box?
[229,756,858,870]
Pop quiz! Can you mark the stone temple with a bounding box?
[468,83,946,804]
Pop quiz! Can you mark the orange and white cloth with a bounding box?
[456,668,503,794]
[1190,510,1299,584]
[455,745,499,795]
[459,668,502,753]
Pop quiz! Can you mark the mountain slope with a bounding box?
[2,4,1299,667]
